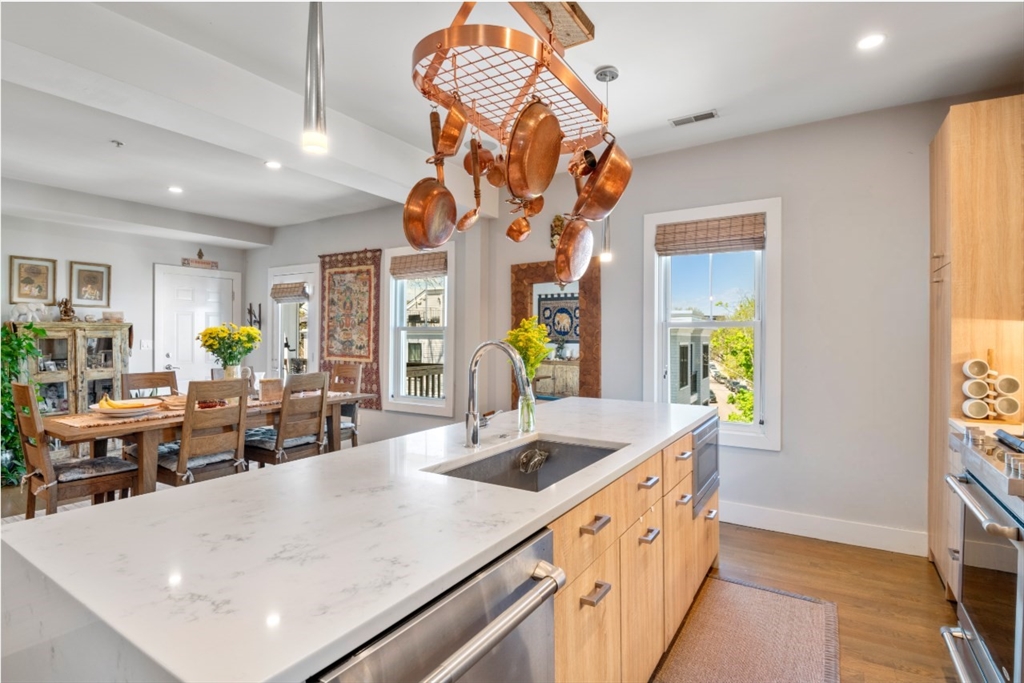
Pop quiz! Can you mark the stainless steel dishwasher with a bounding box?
[313,530,566,683]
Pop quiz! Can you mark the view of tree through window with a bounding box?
[667,251,758,423]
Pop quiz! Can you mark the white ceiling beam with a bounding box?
[0,2,498,218]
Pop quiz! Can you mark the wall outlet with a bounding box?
[141,340,153,350]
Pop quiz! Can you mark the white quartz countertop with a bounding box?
[1,398,714,682]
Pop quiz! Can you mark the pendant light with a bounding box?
[302,2,328,154]
[595,65,619,263]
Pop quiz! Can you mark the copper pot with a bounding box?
[404,111,457,250]
[572,132,632,222]
[506,99,564,201]
[486,154,507,188]
[464,146,494,176]
[506,216,531,242]
[432,100,468,159]
[554,218,593,284]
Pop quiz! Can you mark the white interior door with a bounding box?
[154,265,241,386]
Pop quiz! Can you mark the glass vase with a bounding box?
[223,364,241,380]
[518,386,536,433]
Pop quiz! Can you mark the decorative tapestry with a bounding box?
[538,293,580,343]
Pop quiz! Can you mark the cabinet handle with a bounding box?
[676,451,693,461]
[580,580,612,607]
[676,494,693,506]
[638,475,660,490]
[580,514,611,536]
[706,509,718,520]
[931,276,943,284]
[639,527,661,544]
[948,547,960,561]
[931,253,943,259]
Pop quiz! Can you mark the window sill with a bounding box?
[719,424,780,452]
[382,396,453,419]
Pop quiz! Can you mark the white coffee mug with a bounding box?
[995,375,1021,396]
[962,359,990,379]
[993,395,1021,417]
[962,399,994,419]
[962,379,991,399]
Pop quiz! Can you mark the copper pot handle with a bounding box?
[430,110,442,155]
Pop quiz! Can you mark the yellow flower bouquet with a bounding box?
[504,316,550,432]
[197,323,262,367]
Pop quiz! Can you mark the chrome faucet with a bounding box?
[466,340,531,447]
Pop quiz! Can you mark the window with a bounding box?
[382,246,455,417]
[643,198,782,451]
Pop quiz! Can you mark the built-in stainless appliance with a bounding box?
[313,530,566,683]
[944,470,1024,683]
[692,416,720,517]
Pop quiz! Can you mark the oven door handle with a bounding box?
[419,561,567,683]
[945,475,1021,540]
[940,627,973,683]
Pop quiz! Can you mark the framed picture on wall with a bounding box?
[69,261,111,308]
[9,255,57,305]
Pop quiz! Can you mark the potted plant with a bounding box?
[1,322,46,486]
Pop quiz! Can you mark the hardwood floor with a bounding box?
[713,523,959,683]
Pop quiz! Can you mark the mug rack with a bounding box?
[961,348,1022,424]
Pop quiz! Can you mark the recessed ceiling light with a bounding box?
[857,34,886,50]
[265,160,282,170]
[168,186,183,194]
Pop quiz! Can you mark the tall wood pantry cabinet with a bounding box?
[928,94,1024,600]
[19,321,133,458]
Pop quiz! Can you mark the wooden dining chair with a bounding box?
[245,372,329,468]
[211,366,256,397]
[328,362,362,447]
[122,371,178,398]
[12,383,137,518]
[151,379,249,487]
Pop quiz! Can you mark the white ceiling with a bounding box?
[2,2,1023,236]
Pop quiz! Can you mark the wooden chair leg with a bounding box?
[105,491,116,503]
[351,433,359,447]
[45,493,57,516]
[120,488,129,499]
[26,489,36,520]
[93,493,105,505]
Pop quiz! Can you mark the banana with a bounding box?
[100,394,147,409]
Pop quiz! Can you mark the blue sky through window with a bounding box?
[670,251,755,317]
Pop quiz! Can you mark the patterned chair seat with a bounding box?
[53,457,138,483]
[155,444,238,472]
[123,441,181,459]
[244,426,319,452]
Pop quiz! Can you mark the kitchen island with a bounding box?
[1,397,715,682]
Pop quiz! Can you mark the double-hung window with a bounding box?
[643,198,781,451]
[382,245,455,417]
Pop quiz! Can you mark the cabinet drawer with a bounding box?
[555,542,621,683]
[550,480,626,585]
[695,489,720,583]
[621,453,663,523]
[620,501,665,683]
[663,475,696,645]
[661,432,694,491]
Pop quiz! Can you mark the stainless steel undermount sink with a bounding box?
[430,437,627,492]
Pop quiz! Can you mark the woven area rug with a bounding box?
[654,577,839,683]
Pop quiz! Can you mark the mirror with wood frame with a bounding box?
[510,258,601,404]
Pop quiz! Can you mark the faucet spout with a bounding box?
[466,340,531,447]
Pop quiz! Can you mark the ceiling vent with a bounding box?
[669,110,719,127]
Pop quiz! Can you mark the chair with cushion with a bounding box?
[152,379,249,487]
[12,382,137,518]
[328,362,362,447]
[245,372,329,468]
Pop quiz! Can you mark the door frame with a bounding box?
[267,263,319,377]
[153,264,242,375]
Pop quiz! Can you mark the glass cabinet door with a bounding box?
[29,330,75,417]
[76,327,123,411]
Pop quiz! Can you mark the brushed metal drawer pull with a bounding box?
[948,547,960,561]
[676,494,693,506]
[638,475,660,490]
[706,509,718,520]
[639,527,661,544]
[580,514,611,536]
[580,580,612,607]
[676,451,693,460]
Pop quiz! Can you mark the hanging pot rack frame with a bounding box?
[412,2,608,155]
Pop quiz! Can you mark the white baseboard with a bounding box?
[720,500,929,557]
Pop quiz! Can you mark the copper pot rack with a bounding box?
[412,2,608,155]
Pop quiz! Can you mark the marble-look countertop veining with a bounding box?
[1,398,714,682]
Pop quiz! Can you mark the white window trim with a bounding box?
[381,244,456,418]
[266,264,319,378]
[643,197,782,451]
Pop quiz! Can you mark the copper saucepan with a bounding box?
[572,132,633,222]
[554,217,594,284]
[404,111,457,251]
[506,99,564,201]
[506,216,531,242]
[427,100,468,162]
[464,145,494,176]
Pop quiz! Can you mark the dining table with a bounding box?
[42,392,376,495]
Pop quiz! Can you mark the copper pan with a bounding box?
[554,218,593,284]
[487,154,507,188]
[506,216,531,242]
[572,132,632,222]
[404,112,457,250]
[506,99,564,201]
[428,100,468,161]
[463,146,493,176]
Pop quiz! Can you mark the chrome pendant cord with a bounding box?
[303,2,328,153]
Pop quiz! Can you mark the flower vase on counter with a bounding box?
[519,386,537,433]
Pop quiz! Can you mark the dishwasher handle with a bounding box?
[940,627,973,683]
[945,475,1021,540]
[420,560,567,683]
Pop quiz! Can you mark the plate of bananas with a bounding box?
[90,394,163,417]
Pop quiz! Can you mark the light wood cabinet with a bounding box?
[554,542,621,683]
[619,501,664,683]
[620,453,663,523]
[943,435,963,602]
[550,477,627,584]
[695,489,720,580]
[661,431,693,491]
[928,94,1023,599]
[663,474,697,645]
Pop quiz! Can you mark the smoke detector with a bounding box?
[669,110,719,127]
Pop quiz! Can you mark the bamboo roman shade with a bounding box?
[269,282,309,303]
[654,212,766,256]
[389,252,448,280]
